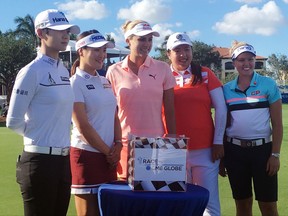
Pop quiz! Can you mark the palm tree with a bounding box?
[14,14,37,49]
[105,34,115,44]
[154,35,170,63]
[105,34,116,69]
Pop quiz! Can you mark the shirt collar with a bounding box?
[230,72,258,90]
[76,67,99,80]
[121,55,152,72]
[250,72,258,86]
[37,52,59,68]
[121,56,129,72]
[171,65,191,76]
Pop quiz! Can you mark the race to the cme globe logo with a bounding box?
[137,157,184,171]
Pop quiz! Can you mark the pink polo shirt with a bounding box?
[106,55,176,143]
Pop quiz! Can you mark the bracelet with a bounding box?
[271,153,280,158]
[114,140,123,147]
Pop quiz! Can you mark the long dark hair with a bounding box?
[70,29,100,76]
[190,61,203,85]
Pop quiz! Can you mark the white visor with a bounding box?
[75,33,115,51]
[231,44,256,60]
[124,22,160,39]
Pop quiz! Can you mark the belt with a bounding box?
[226,137,271,148]
[24,145,70,156]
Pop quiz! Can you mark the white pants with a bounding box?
[186,148,221,216]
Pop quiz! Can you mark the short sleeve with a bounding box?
[70,77,85,103]
[203,67,222,91]
[163,63,176,90]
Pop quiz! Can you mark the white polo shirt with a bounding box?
[6,53,74,148]
[70,68,117,152]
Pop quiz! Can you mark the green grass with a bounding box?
[0,121,77,216]
[0,104,287,215]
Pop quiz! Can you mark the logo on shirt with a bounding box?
[43,58,56,66]
[86,84,95,90]
[61,76,70,82]
[251,90,260,95]
[102,83,111,89]
[48,73,56,85]
[149,74,157,80]
[84,74,91,79]
[14,89,28,96]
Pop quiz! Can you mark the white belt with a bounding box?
[226,137,271,147]
[24,145,70,156]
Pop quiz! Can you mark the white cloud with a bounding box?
[283,0,288,3]
[152,23,174,46]
[187,30,201,39]
[117,0,171,24]
[213,1,285,36]
[235,0,263,4]
[107,28,125,45]
[175,22,183,27]
[56,0,109,20]
[151,23,201,49]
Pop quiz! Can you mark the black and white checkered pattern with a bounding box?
[132,137,187,149]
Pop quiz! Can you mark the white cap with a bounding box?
[124,22,160,39]
[34,9,80,34]
[166,32,192,50]
[75,33,115,51]
[231,44,256,60]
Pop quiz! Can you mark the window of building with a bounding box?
[255,61,264,69]
[225,62,234,70]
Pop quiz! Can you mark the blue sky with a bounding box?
[1,0,287,58]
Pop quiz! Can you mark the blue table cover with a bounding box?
[98,182,209,216]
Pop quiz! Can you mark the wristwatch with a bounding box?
[271,153,280,158]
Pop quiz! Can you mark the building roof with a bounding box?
[213,47,267,60]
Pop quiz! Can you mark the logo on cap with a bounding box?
[175,34,187,42]
[141,23,152,30]
[231,44,256,60]
[91,34,105,42]
[52,17,68,24]
[176,34,183,40]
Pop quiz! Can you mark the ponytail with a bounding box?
[70,58,80,76]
